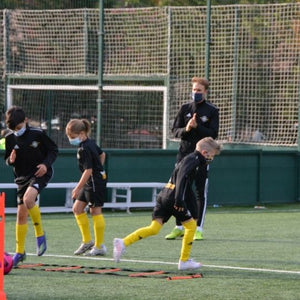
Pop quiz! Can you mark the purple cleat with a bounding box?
[36,233,47,256]
[13,252,26,267]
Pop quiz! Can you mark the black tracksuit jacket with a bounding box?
[4,125,58,184]
[172,100,219,162]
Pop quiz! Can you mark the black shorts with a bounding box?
[152,192,195,224]
[16,168,53,205]
[77,180,106,208]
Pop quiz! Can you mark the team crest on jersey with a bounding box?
[30,141,40,148]
[200,116,209,123]
[185,210,192,218]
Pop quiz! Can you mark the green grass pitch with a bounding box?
[3,204,300,300]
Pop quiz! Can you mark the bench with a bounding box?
[0,182,165,213]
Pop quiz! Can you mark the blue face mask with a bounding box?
[14,125,26,137]
[69,137,81,146]
[192,92,204,103]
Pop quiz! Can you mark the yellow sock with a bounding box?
[180,219,196,262]
[123,220,162,247]
[16,223,28,254]
[75,212,92,244]
[28,205,43,237]
[92,214,105,248]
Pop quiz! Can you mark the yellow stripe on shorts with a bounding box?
[165,182,175,190]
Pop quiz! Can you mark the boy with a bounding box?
[4,106,58,266]
[113,137,221,270]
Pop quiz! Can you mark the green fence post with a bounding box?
[97,1,104,146]
[205,0,211,82]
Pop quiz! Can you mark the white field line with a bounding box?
[26,252,300,275]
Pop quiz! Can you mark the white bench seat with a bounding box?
[0,182,165,213]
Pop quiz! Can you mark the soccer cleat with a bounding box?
[113,238,125,262]
[84,245,107,256]
[178,259,202,270]
[193,230,203,241]
[12,252,26,267]
[36,233,47,256]
[165,227,184,240]
[74,240,94,255]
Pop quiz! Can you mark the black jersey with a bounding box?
[4,125,58,183]
[172,100,219,162]
[76,138,105,185]
[160,151,207,208]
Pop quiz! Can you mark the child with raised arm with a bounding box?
[4,106,58,266]
[65,118,107,256]
[113,137,221,270]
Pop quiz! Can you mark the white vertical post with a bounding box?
[162,87,168,149]
[6,85,12,108]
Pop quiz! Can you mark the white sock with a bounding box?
[176,225,183,230]
[197,227,203,232]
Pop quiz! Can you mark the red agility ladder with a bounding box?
[0,193,7,300]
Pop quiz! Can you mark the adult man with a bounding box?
[165,77,219,240]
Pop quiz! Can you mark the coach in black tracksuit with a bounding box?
[165,77,219,241]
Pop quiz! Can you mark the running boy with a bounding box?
[113,137,221,270]
[4,106,58,266]
[65,118,107,256]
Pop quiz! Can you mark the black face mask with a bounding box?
[192,92,203,103]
